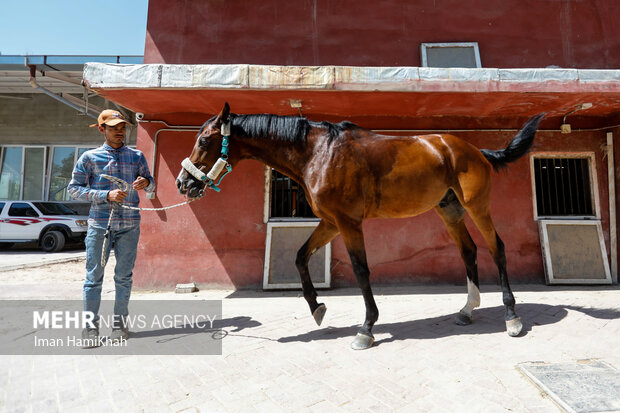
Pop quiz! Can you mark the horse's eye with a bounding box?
[199,138,209,148]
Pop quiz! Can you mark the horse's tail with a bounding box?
[480,113,545,171]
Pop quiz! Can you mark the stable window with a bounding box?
[420,42,481,68]
[531,153,609,284]
[263,168,329,289]
[531,154,598,219]
[268,169,316,220]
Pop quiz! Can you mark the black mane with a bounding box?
[204,113,358,143]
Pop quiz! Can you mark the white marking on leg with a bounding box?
[460,278,480,318]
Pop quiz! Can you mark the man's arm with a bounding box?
[67,155,109,203]
[135,153,156,193]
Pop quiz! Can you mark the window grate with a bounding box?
[420,42,481,68]
[270,170,316,219]
[533,157,594,217]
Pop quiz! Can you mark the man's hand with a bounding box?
[133,176,149,191]
[107,189,128,202]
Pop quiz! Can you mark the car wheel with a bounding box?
[0,242,14,250]
[41,230,66,252]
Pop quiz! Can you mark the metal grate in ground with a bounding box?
[518,360,620,413]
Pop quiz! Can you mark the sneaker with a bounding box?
[81,327,101,349]
[109,326,129,342]
[110,315,129,342]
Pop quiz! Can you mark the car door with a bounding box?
[0,202,7,240]
[4,202,44,240]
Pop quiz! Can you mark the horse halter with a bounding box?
[181,122,232,194]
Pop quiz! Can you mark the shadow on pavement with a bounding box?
[277,303,620,346]
[130,315,264,342]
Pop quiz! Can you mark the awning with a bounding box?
[83,63,620,130]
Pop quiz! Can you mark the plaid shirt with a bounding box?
[68,143,155,230]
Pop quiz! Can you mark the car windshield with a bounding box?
[32,202,78,215]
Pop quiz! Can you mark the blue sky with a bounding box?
[0,0,149,56]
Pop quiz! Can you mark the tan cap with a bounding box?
[90,110,129,128]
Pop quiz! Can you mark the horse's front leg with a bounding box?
[295,220,338,326]
[337,218,379,350]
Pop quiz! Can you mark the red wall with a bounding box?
[132,0,617,288]
[145,0,620,69]
[134,125,266,288]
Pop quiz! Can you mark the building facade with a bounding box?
[0,55,141,205]
[83,0,619,288]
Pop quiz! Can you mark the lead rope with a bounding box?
[99,174,204,267]
[100,122,233,267]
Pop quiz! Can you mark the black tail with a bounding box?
[481,113,545,171]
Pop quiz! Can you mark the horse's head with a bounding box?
[176,102,232,198]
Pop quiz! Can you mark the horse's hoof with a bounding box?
[455,311,472,326]
[350,333,375,350]
[312,303,327,326]
[506,317,523,337]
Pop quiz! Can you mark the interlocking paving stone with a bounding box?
[0,280,619,412]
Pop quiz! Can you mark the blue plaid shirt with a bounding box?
[68,143,155,229]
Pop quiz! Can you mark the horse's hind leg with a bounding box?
[295,219,338,326]
[466,207,523,337]
[435,191,480,325]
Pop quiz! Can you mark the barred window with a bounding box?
[269,170,316,219]
[533,157,595,217]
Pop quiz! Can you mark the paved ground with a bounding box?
[0,244,85,272]
[0,256,619,413]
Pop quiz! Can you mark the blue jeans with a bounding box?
[83,225,140,325]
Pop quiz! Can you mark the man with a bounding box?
[68,109,154,347]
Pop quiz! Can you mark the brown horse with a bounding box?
[177,103,544,350]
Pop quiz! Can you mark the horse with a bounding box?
[176,102,544,350]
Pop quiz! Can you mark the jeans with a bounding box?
[83,225,140,325]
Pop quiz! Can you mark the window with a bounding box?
[23,147,45,200]
[269,169,316,219]
[263,168,330,289]
[0,146,46,200]
[9,202,39,217]
[0,147,22,200]
[32,202,77,216]
[421,42,481,68]
[531,154,598,219]
[48,146,94,201]
[0,202,5,213]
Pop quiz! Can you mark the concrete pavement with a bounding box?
[0,244,85,272]
[0,257,619,412]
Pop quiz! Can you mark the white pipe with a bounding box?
[607,132,617,283]
[137,119,201,199]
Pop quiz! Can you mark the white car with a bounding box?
[0,201,89,252]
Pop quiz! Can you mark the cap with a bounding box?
[90,110,129,128]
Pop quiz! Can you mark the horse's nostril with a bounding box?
[188,187,200,198]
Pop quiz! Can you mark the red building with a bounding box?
[84,0,620,288]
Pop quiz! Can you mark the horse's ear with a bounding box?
[216,102,230,125]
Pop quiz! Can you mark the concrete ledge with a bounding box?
[84,63,620,93]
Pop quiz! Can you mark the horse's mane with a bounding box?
[206,114,358,143]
